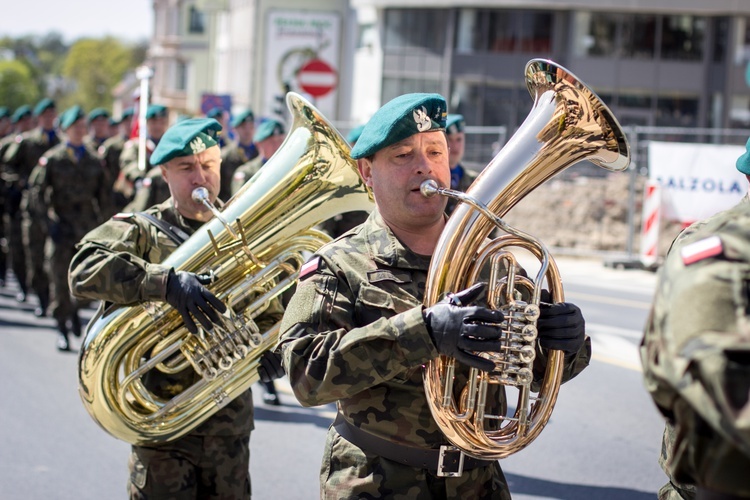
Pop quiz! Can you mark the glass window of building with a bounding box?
[660,15,704,61]
[456,9,482,54]
[712,17,729,62]
[621,15,656,59]
[487,10,553,53]
[656,96,699,127]
[188,5,205,34]
[382,77,441,104]
[572,12,618,57]
[384,9,447,53]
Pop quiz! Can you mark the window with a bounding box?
[455,8,552,54]
[712,17,729,62]
[573,12,618,57]
[383,9,447,53]
[188,6,205,34]
[175,61,188,91]
[660,15,704,61]
[622,15,656,59]
[382,77,441,104]
[656,96,699,127]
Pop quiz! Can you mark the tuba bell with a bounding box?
[421,59,630,459]
[78,93,374,446]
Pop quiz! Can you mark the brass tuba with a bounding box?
[78,93,373,446]
[421,59,630,460]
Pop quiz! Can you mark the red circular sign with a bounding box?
[297,59,338,98]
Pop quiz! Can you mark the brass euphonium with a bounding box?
[78,93,373,445]
[421,59,630,459]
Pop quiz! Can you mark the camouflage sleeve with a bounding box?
[3,138,24,180]
[119,142,142,183]
[278,256,438,407]
[28,159,50,219]
[68,217,171,305]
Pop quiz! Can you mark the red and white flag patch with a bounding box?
[299,256,321,281]
[680,235,723,265]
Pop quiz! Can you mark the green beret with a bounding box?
[33,98,55,117]
[146,104,168,120]
[11,105,31,123]
[206,107,224,120]
[737,137,750,175]
[446,114,465,135]
[0,107,9,120]
[346,125,365,145]
[108,117,121,126]
[350,93,447,159]
[150,118,222,165]
[230,109,254,128]
[121,107,135,120]
[59,105,86,130]
[87,107,110,123]
[253,118,285,143]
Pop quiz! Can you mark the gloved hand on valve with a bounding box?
[422,282,504,372]
[258,351,285,383]
[537,289,586,354]
[165,269,227,334]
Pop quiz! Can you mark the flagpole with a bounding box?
[135,65,154,173]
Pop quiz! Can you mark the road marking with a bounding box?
[566,291,653,310]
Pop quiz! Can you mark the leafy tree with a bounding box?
[0,59,40,110]
[61,37,140,110]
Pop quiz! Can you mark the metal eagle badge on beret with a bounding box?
[190,136,207,155]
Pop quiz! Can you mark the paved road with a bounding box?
[0,256,667,499]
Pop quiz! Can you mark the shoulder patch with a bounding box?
[680,235,723,265]
[15,134,22,143]
[233,171,246,180]
[142,177,152,187]
[38,156,47,167]
[299,256,322,281]
[98,145,106,155]
[113,212,136,221]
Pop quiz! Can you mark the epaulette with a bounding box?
[680,235,723,265]
[298,255,322,281]
[112,212,136,221]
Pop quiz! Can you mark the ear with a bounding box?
[357,158,373,188]
[159,164,169,183]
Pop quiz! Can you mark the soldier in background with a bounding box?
[4,98,61,316]
[206,107,229,148]
[99,107,135,214]
[642,139,750,500]
[230,118,286,196]
[444,114,479,215]
[0,106,12,286]
[29,106,111,350]
[277,93,589,498]
[219,109,257,201]
[318,124,369,238]
[0,105,33,295]
[85,107,112,150]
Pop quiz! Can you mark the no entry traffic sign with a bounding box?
[297,59,338,98]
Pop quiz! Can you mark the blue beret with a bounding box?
[150,118,222,165]
[33,98,55,117]
[446,114,465,135]
[59,105,86,130]
[231,109,254,128]
[346,125,365,145]
[737,137,750,175]
[0,107,9,120]
[11,105,31,123]
[350,93,447,159]
[206,107,224,119]
[253,118,285,143]
[121,107,135,120]
[146,104,168,120]
[87,107,110,123]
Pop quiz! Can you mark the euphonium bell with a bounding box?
[78,93,374,445]
[422,59,630,460]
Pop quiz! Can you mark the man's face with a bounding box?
[147,115,168,141]
[65,119,87,145]
[160,145,222,221]
[235,120,255,145]
[447,131,465,168]
[358,131,450,231]
[16,116,33,133]
[258,134,284,160]
[38,108,57,130]
[90,117,110,138]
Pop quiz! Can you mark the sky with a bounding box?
[0,0,153,43]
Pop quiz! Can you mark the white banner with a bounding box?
[648,141,747,223]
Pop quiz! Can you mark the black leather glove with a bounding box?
[537,290,585,354]
[165,270,227,334]
[258,351,285,383]
[423,283,504,372]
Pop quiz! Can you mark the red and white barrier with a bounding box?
[640,180,662,267]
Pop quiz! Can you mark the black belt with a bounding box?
[333,413,495,477]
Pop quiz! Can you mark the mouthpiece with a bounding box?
[420,180,439,197]
[191,187,210,203]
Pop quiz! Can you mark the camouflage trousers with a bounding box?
[321,428,511,500]
[129,434,251,500]
[4,211,27,290]
[21,213,48,299]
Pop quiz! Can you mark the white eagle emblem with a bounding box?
[413,106,432,132]
[190,136,206,154]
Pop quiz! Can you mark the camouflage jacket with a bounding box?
[97,134,127,188]
[220,141,257,201]
[124,166,172,213]
[231,156,264,196]
[3,127,61,188]
[70,199,282,436]
[641,194,750,495]
[279,210,590,449]
[29,142,110,240]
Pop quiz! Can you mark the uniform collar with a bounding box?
[363,211,432,270]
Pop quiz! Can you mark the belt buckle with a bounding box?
[437,445,464,477]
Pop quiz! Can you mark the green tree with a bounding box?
[62,37,139,110]
[0,59,40,110]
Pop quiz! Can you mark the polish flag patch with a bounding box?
[299,256,321,281]
[680,235,723,265]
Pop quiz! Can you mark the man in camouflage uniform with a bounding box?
[445,114,479,215]
[4,98,60,316]
[69,118,285,499]
[219,109,257,201]
[99,107,135,214]
[85,107,112,150]
[641,139,750,500]
[0,105,33,295]
[230,118,286,195]
[278,93,590,499]
[206,107,229,149]
[30,106,111,350]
